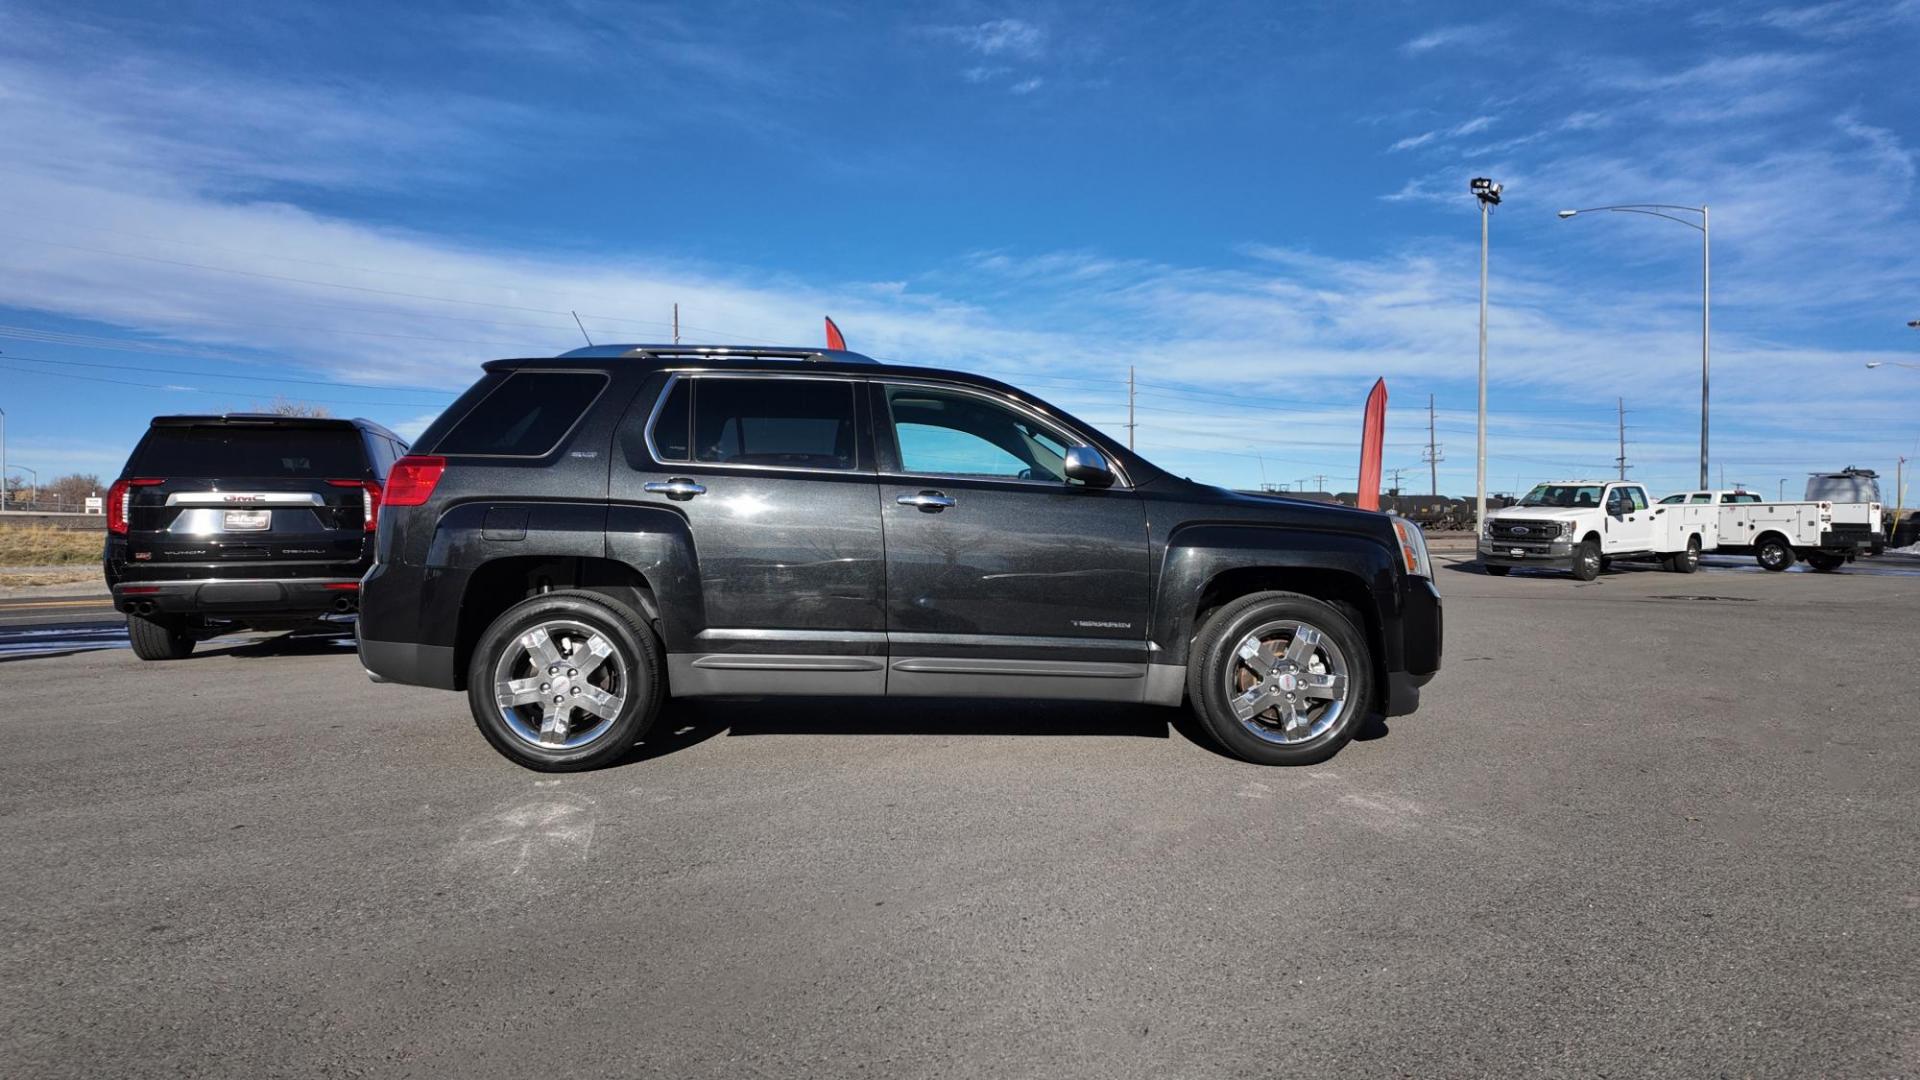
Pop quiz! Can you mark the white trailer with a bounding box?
[1656,489,1883,572]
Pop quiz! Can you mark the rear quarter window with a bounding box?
[434,371,607,457]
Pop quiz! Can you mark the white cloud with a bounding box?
[1400,23,1500,54]
[1010,77,1045,95]
[937,18,1047,59]
[1391,116,1497,152]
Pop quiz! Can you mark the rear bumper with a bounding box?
[1818,529,1879,551]
[109,576,361,618]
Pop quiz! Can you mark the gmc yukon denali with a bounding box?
[105,414,407,660]
[358,345,1443,770]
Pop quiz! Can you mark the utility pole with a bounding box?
[1471,178,1502,534]
[0,405,7,513]
[1423,393,1443,495]
[672,303,680,345]
[1126,366,1136,450]
[1314,473,1327,494]
[1616,398,1629,480]
[1387,466,1407,495]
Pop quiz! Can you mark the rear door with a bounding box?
[119,419,376,579]
[870,379,1151,699]
[610,371,888,693]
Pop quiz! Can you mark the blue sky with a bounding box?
[2,0,1918,500]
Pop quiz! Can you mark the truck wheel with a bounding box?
[1669,536,1701,574]
[466,590,664,772]
[127,613,194,661]
[1482,564,1510,577]
[1804,551,1845,573]
[1186,591,1373,767]
[1756,537,1796,572]
[1571,541,1602,581]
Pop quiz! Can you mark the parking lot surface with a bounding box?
[3,555,1916,1078]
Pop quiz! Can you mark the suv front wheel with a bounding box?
[1187,591,1374,766]
[466,591,664,771]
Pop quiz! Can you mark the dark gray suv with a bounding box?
[358,345,1442,770]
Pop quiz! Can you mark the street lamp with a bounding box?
[1557,203,1711,487]
[1867,360,1920,371]
[1471,177,1502,533]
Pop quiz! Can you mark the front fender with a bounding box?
[1151,523,1402,670]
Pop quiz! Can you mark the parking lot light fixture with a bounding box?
[1471,177,1502,534]
[1557,202,1710,488]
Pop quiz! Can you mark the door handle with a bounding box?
[897,491,955,512]
[644,478,707,501]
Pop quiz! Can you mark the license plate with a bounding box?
[1510,548,1526,556]
[224,509,271,531]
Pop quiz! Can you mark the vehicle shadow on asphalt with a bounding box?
[626,697,1391,764]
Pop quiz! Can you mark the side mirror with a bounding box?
[1063,445,1115,488]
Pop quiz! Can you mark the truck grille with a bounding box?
[1490,520,1562,541]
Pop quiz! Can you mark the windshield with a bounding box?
[1519,483,1605,509]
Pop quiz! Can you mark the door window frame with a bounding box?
[870,378,1133,490]
[641,370,874,475]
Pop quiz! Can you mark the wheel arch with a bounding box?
[454,555,659,691]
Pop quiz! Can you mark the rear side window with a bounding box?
[690,378,856,470]
[435,371,607,457]
[131,426,365,477]
[650,379,692,461]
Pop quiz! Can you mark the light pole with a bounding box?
[1472,177,1502,533]
[1557,203,1710,487]
[0,405,6,513]
[1866,360,1920,371]
[1778,477,1788,501]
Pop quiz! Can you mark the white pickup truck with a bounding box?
[1657,488,1883,572]
[1480,480,1719,580]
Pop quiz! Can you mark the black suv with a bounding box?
[359,345,1442,770]
[105,414,407,660]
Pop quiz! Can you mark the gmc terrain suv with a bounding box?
[105,414,407,659]
[359,345,1442,770]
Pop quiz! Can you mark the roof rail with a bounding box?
[556,343,881,365]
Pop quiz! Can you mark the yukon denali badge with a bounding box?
[224,494,265,503]
[1071,619,1133,630]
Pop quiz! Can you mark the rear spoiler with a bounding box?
[149,414,362,430]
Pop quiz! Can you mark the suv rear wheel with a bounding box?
[127,613,194,661]
[466,590,664,772]
[1187,591,1373,766]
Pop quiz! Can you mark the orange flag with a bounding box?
[824,317,846,351]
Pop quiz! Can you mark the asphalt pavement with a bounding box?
[1,554,1915,1078]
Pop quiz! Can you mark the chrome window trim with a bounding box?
[641,371,869,477]
[875,377,1135,490]
[435,369,612,460]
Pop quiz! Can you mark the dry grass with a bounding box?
[0,567,101,588]
[0,524,103,567]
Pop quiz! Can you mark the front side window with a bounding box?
[691,378,856,470]
[884,385,1071,482]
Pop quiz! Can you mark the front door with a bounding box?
[870,381,1151,700]
[611,372,887,695]
[1605,484,1655,552]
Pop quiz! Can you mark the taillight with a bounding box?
[384,455,447,508]
[107,477,164,535]
[328,479,384,532]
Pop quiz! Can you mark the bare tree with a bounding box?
[47,473,104,509]
[255,397,333,418]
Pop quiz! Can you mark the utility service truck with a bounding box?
[1480,480,1718,580]
[1657,488,1882,572]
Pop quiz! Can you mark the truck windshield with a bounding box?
[1519,484,1604,509]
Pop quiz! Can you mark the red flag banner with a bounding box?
[824,317,847,351]
[1357,378,1387,511]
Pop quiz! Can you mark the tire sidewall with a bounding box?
[465,592,662,771]
[1189,592,1373,766]
[1758,539,1793,572]
[1572,541,1601,581]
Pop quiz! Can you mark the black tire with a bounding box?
[1804,551,1845,573]
[1571,540,1602,581]
[1756,537,1796,573]
[1186,591,1374,767]
[1482,564,1511,577]
[1599,556,1614,571]
[466,590,664,772]
[1669,535,1701,574]
[127,613,194,661]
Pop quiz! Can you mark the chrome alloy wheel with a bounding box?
[1223,620,1351,744]
[491,620,628,750]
